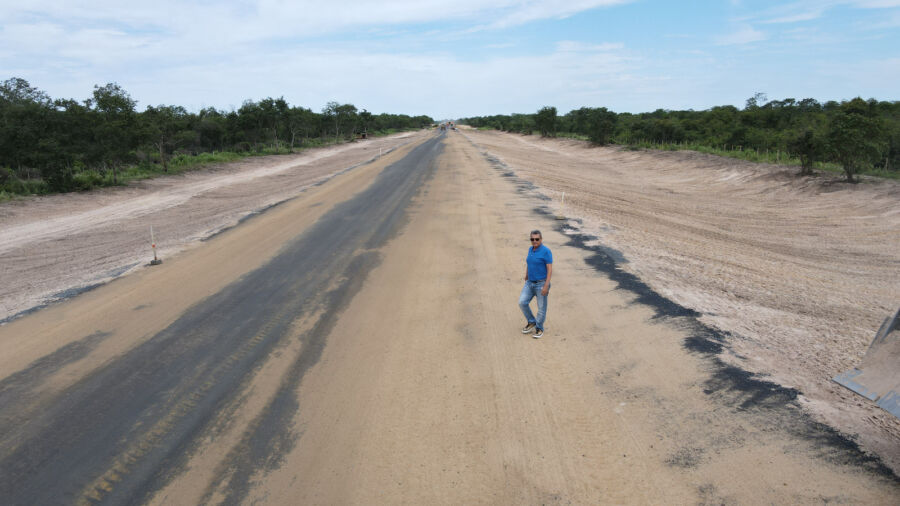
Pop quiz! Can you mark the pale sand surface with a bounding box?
[0,131,422,322]
[462,128,900,473]
[170,131,897,504]
[0,130,897,504]
[146,131,899,504]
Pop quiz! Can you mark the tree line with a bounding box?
[458,94,900,182]
[0,77,434,195]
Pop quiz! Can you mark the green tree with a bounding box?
[237,100,266,149]
[358,109,373,137]
[91,83,138,183]
[285,107,314,150]
[788,129,823,176]
[586,107,617,145]
[143,105,188,172]
[323,102,358,140]
[535,106,557,137]
[0,77,51,105]
[508,113,535,134]
[196,107,225,151]
[0,78,54,175]
[826,98,886,182]
[565,107,590,136]
[884,118,900,172]
[258,97,287,149]
[744,92,768,110]
[52,98,96,169]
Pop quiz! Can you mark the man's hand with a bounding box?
[541,285,549,296]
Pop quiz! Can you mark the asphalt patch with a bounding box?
[0,330,112,407]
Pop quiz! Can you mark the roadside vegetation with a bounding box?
[0,77,433,201]
[459,93,900,182]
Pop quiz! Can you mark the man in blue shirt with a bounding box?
[519,229,553,339]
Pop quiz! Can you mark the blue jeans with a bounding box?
[519,280,549,330]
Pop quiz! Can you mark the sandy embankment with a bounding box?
[0,131,425,323]
[462,128,900,472]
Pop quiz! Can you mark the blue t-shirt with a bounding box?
[526,244,553,281]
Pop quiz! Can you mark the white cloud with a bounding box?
[763,8,827,23]
[1,1,894,118]
[752,0,900,24]
[812,57,900,98]
[714,25,766,45]
[479,0,633,30]
[89,40,644,117]
[862,9,900,28]
[0,1,640,81]
[0,1,633,40]
[0,1,644,115]
[555,41,624,52]
[852,0,900,6]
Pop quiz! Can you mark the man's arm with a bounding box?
[541,263,553,295]
[524,264,529,281]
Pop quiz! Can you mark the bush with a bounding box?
[44,163,76,192]
[0,177,47,195]
[0,166,13,186]
[72,170,106,190]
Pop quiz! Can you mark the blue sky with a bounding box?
[2,0,898,119]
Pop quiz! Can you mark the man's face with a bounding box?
[530,235,542,248]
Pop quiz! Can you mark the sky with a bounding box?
[2,0,899,119]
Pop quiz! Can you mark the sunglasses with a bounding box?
[530,237,541,242]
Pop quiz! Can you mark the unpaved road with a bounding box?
[0,130,898,504]
[461,128,900,475]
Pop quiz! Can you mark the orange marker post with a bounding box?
[150,225,163,265]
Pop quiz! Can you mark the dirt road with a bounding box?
[460,128,900,475]
[0,131,897,504]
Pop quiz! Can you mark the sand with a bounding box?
[461,128,900,472]
[0,132,424,323]
[1,129,898,504]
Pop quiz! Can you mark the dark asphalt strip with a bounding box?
[0,133,444,505]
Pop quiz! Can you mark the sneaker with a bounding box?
[532,328,544,339]
[522,322,536,334]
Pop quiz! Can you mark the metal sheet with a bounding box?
[832,308,900,420]
[876,391,900,419]
[833,369,880,401]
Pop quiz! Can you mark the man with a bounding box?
[519,230,552,339]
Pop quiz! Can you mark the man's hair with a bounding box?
[530,230,542,237]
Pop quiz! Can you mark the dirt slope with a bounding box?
[0,132,425,323]
[462,128,900,474]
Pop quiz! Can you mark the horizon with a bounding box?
[3,1,899,119]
